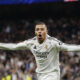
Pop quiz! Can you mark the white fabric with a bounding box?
[0,35,80,74]
[37,71,60,80]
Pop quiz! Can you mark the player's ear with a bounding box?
[35,28,36,35]
[35,31,37,36]
[46,30,48,34]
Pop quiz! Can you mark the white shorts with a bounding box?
[37,71,60,80]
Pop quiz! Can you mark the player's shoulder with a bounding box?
[47,35,62,45]
[24,36,36,43]
[32,36,37,40]
[47,35,59,42]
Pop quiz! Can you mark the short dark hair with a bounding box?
[35,22,48,30]
[36,22,46,26]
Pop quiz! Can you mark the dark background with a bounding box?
[0,2,80,20]
[0,1,80,80]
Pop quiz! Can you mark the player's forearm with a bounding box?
[61,44,80,52]
[0,42,26,50]
[0,43,16,50]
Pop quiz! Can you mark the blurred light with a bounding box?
[64,0,78,2]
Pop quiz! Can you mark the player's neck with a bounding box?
[38,39,45,44]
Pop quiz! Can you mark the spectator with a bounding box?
[0,18,80,80]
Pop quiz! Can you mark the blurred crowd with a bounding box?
[0,17,80,80]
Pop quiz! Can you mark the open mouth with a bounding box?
[38,34,42,39]
[39,34,42,37]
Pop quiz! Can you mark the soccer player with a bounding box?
[0,22,80,80]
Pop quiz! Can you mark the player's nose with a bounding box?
[38,30,41,33]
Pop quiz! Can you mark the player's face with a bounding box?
[35,24,48,43]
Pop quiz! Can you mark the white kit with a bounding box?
[0,35,80,80]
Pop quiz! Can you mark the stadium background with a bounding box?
[0,0,80,80]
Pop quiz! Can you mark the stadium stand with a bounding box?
[0,18,80,80]
[0,1,80,80]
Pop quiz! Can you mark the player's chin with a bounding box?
[38,37,43,41]
[38,37,42,39]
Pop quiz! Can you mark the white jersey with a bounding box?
[28,35,60,73]
[0,35,80,73]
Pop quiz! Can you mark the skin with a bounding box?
[35,24,48,44]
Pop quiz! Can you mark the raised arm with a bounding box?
[51,37,80,52]
[60,43,80,52]
[0,40,30,50]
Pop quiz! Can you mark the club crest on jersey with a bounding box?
[45,44,48,49]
